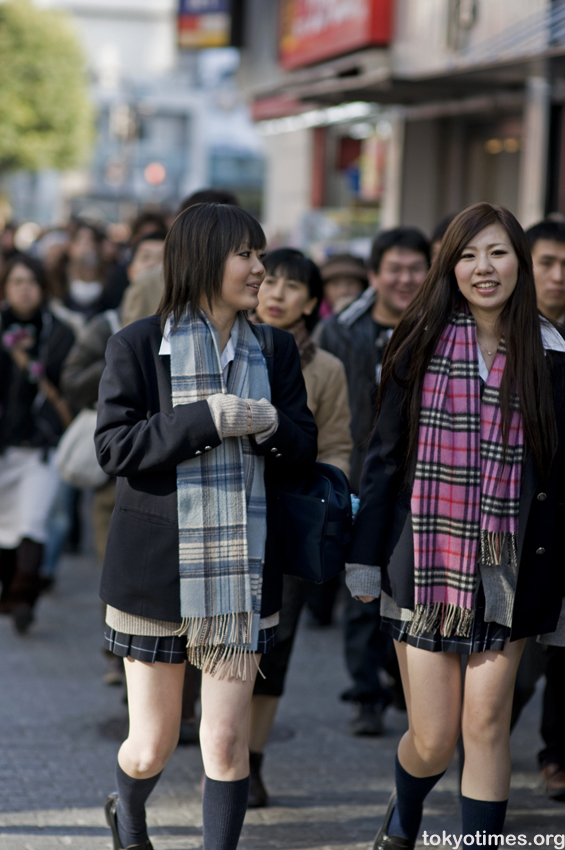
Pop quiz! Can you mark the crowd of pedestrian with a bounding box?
[1,192,564,850]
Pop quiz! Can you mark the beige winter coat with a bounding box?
[121,265,164,327]
[303,347,352,477]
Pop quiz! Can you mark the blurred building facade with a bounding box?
[237,0,565,250]
[8,0,264,223]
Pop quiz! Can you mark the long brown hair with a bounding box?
[380,202,557,475]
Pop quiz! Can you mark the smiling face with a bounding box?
[211,245,266,316]
[454,223,519,319]
[256,272,317,330]
[370,246,429,326]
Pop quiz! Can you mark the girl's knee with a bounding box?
[411,725,459,769]
[200,721,247,771]
[122,735,177,777]
[462,705,508,748]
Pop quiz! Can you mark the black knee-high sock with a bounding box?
[461,796,507,840]
[389,754,446,841]
[115,761,162,848]
[202,775,250,850]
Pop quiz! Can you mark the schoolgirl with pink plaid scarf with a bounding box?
[346,203,565,849]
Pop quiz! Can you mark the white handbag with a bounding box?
[55,408,109,489]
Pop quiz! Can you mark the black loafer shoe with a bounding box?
[373,791,415,850]
[104,794,154,850]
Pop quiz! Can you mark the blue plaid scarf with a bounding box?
[170,310,270,678]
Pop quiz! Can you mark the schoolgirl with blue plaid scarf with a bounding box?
[95,203,317,850]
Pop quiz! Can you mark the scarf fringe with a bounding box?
[173,611,264,680]
[480,530,518,568]
[186,643,264,681]
[173,611,252,645]
[409,602,475,638]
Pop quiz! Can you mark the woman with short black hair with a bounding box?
[95,203,317,850]
[347,202,565,846]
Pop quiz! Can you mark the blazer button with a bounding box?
[204,446,212,451]
[536,547,545,555]
[537,492,547,501]
[270,448,278,454]
[195,450,202,456]
[275,453,282,458]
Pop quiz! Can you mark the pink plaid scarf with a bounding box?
[410,308,523,637]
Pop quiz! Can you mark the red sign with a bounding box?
[178,0,231,49]
[279,0,393,70]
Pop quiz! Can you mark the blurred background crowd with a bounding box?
[2,0,565,816]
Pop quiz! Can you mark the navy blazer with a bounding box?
[349,350,565,640]
[95,315,318,622]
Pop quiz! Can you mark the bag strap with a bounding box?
[251,322,274,383]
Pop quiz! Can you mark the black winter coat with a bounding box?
[95,315,318,622]
[349,349,565,641]
[0,306,75,451]
[317,294,392,491]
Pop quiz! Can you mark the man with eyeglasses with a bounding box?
[319,226,430,736]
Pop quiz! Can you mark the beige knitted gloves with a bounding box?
[207,394,278,443]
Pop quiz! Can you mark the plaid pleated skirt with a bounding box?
[381,585,510,654]
[104,624,278,664]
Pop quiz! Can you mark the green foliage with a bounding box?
[0,0,93,173]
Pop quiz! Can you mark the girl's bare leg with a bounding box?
[200,657,262,781]
[395,641,462,776]
[118,657,186,778]
[461,638,526,800]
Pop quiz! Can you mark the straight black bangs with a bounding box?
[218,204,266,255]
[264,248,312,287]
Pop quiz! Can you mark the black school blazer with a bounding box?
[95,315,318,622]
[349,349,565,641]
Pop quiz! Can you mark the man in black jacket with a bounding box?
[319,227,430,735]
[509,220,565,802]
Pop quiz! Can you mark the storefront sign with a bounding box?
[279,0,393,70]
[178,0,231,49]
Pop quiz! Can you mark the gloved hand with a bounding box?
[207,393,278,440]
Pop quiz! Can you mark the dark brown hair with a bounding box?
[159,203,266,330]
[380,202,557,476]
[0,254,47,301]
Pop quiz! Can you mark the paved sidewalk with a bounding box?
[0,552,563,849]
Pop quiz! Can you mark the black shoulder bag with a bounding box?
[251,322,353,584]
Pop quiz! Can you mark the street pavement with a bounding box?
[0,549,563,849]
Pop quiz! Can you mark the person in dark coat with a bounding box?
[318,228,430,736]
[346,203,565,848]
[0,254,74,633]
[509,219,565,802]
[94,203,317,850]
